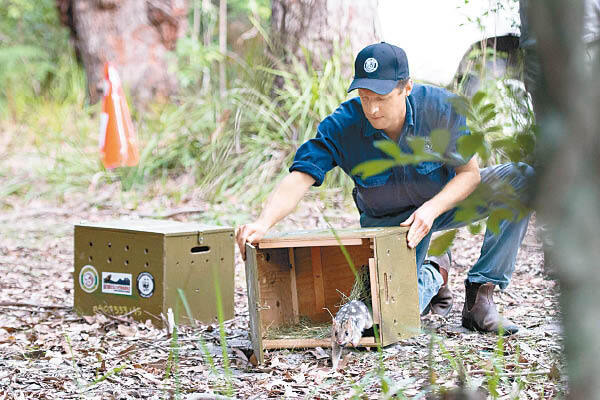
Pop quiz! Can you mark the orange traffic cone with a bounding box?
[99,62,140,169]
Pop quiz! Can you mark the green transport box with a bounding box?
[74,219,234,326]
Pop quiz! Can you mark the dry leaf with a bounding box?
[117,324,136,337]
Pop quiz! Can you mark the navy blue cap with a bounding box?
[348,42,409,95]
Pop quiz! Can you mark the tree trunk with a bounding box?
[270,0,381,68]
[529,0,600,398]
[56,0,188,105]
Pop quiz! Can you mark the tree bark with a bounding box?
[529,0,600,398]
[56,0,188,105]
[270,0,381,68]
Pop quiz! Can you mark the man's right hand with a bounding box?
[236,222,269,260]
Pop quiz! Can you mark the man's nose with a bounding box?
[370,104,379,116]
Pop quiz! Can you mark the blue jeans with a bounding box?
[359,163,534,313]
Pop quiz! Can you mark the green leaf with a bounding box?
[448,96,471,117]
[472,91,486,108]
[457,134,483,159]
[430,129,451,154]
[517,134,536,153]
[428,230,457,256]
[486,124,503,133]
[373,140,403,161]
[481,109,498,125]
[487,208,515,235]
[407,136,426,155]
[455,207,479,223]
[351,159,397,179]
[479,102,495,116]
[467,222,483,235]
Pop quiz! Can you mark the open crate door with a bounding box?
[244,244,264,364]
[375,234,420,346]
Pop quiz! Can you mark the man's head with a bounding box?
[349,43,413,135]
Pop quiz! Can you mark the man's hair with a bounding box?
[396,78,410,91]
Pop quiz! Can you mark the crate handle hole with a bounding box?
[190,246,210,254]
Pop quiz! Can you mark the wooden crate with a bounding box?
[245,227,420,363]
[74,219,234,326]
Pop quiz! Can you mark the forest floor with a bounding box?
[0,179,565,399]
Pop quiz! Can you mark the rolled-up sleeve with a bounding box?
[289,130,339,187]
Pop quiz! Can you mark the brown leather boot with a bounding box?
[422,253,453,317]
[461,280,519,335]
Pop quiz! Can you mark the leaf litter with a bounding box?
[0,188,566,399]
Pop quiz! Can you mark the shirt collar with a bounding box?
[363,96,415,138]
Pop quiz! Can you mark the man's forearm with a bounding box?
[256,171,315,230]
[427,158,481,217]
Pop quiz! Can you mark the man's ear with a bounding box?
[404,79,413,96]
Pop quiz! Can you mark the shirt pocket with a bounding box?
[353,170,393,216]
[412,161,447,201]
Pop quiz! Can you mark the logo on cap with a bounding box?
[364,58,378,73]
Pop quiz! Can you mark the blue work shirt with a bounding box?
[289,83,470,218]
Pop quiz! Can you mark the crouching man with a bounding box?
[236,42,533,335]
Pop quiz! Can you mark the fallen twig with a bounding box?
[140,207,205,218]
[99,308,141,324]
[186,394,237,400]
[0,302,71,310]
[468,369,550,377]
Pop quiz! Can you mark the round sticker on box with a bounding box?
[79,265,99,293]
[137,272,155,298]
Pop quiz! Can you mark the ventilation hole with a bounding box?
[107,242,111,248]
[144,248,149,254]
[220,257,224,262]
[190,246,210,253]
[107,257,112,263]
[386,249,391,255]
[276,300,280,308]
[89,242,93,247]
[394,319,398,325]
[175,261,179,266]
[190,260,194,264]
[265,253,271,262]
[124,260,129,266]
[145,262,149,267]
[205,259,209,263]
[125,245,129,251]
[88,256,93,262]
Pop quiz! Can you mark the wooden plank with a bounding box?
[288,248,299,323]
[244,244,264,364]
[258,227,409,248]
[294,248,318,319]
[368,257,381,325]
[263,337,377,349]
[256,249,294,330]
[311,247,326,314]
[375,233,420,346]
[259,238,363,249]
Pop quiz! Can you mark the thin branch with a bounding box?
[468,369,550,377]
[0,302,71,310]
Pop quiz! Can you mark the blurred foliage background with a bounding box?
[0,0,533,215]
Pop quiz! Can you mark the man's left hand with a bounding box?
[400,202,440,248]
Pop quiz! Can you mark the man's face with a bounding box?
[358,81,412,135]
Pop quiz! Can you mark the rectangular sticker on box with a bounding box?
[102,272,132,296]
